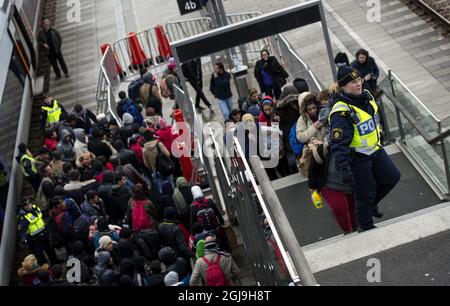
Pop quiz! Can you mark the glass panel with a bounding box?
[399,112,448,193]
[380,73,440,141]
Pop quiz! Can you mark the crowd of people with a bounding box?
[15,21,401,285]
[15,55,243,285]
[207,47,399,235]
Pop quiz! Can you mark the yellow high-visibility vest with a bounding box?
[41,100,62,123]
[329,92,381,156]
[20,154,37,177]
[24,205,46,236]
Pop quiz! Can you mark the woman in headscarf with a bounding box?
[254,49,289,100]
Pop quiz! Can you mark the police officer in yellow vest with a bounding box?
[17,143,42,194]
[41,96,65,131]
[328,66,401,232]
[18,199,57,265]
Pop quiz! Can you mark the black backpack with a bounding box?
[128,79,144,102]
[155,143,175,177]
[73,214,92,241]
[139,229,161,260]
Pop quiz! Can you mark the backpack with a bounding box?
[47,212,66,248]
[160,75,174,99]
[194,200,219,231]
[132,200,153,232]
[73,214,92,241]
[128,79,144,102]
[155,143,175,177]
[122,101,144,126]
[202,255,226,286]
[289,122,304,156]
[139,228,161,259]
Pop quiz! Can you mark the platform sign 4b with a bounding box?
[177,0,203,15]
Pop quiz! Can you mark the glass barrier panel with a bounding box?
[389,74,440,140]
[399,111,448,193]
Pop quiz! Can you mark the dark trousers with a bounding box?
[49,52,68,77]
[351,149,401,231]
[262,85,282,101]
[189,81,211,108]
[28,232,58,265]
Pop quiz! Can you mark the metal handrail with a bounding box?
[277,33,323,92]
[390,71,440,123]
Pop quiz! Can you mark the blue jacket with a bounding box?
[329,90,376,180]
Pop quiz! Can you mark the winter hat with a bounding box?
[293,78,309,94]
[247,105,261,117]
[164,271,180,286]
[298,92,311,109]
[261,96,274,106]
[142,72,155,84]
[97,251,111,266]
[337,65,361,87]
[279,85,298,100]
[73,128,86,143]
[167,58,177,71]
[204,236,219,251]
[191,186,204,200]
[242,114,255,123]
[122,113,134,125]
[158,247,177,265]
[99,235,113,250]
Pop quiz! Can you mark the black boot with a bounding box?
[373,207,384,219]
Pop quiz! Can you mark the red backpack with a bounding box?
[131,200,153,232]
[194,200,219,231]
[202,255,227,286]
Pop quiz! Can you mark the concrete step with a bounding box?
[303,202,450,274]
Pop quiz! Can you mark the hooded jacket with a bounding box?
[296,93,327,144]
[155,126,177,154]
[190,245,240,286]
[73,128,88,159]
[94,251,119,286]
[158,221,195,259]
[57,129,75,162]
[277,92,301,151]
[142,140,170,172]
[172,177,192,219]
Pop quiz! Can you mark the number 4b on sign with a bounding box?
[177,0,203,15]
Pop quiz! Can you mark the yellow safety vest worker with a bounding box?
[24,205,46,236]
[20,154,37,177]
[41,100,62,123]
[329,91,381,156]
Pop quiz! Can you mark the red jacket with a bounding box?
[156,127,177,154]
[44,138,58,151]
